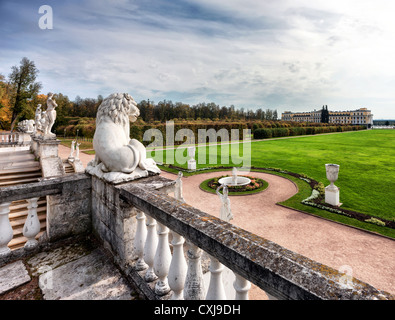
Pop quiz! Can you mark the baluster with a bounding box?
[0,202,13,256]
[143,215,158,282]
[133,209,148,271]
[206,256,227,300]
[233,273,251,300]
[168,231,187,300]
[184,242,205,300]
[23,198,41,249]
[153,222,171,295]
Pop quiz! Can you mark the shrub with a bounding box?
[253,128,273,139]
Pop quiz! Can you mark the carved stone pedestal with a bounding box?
[325,186,341,207]
[187,159,196,171]
[33,137,64,177]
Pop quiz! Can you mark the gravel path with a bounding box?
[58,144,395,299]
[162,170,395,299]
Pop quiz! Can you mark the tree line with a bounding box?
[0,57,279,131]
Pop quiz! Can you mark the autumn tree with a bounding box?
[0,74,12,130]
[8,57,42,131]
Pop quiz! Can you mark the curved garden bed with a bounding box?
[199,175,269,196]
[160,164,395,239]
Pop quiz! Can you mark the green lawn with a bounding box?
[59,138,93,151]
[152,130,395,223]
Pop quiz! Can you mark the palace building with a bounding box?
[281,108,373,126]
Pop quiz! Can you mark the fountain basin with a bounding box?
[218,176,251,187]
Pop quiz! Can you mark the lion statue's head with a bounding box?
[96,93,140,127]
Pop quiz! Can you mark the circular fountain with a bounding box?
[218,167,251,187]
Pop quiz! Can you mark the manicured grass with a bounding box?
[154,130,395,223]
[59,138,93,151]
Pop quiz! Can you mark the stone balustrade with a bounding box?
[0,173,91,265]
[0,132,19,146]
[0,173,394,300]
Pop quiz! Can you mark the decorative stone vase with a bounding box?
[325,164,339,189]
[187,146,196,171]
[188,146,195,160]
[325,163,341,206]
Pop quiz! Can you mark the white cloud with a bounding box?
[1,0,394,118]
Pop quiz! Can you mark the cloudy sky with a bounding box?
[1,0,394,118]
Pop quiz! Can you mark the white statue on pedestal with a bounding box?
[75,142,81,160]
[35,104,42,132]
[216,185,233,222]
[26,119,35,133]
[44,92,57,138]
[174,171,185,202]
[86,93,160,183]
[40,111,47,137]
[69,140,75,159]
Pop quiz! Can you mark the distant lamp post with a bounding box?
[76,129,79,142]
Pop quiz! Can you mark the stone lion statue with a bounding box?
[87,93,160,181]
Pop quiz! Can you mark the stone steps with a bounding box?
[63,160,75,174]
[0,149,47,250]
[0,161,40,171]
[0,166,41,176]
[0,177,41,187]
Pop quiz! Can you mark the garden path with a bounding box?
[58,144,395,300]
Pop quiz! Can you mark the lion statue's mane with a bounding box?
[87,93,160,177]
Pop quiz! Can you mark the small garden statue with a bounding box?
[35,104,42,132]
[69,140,76,159]
[174,171,185,202]
[40,111,47,136]
[44,92,57,138]
[216,185,233,222]
[75,142,81,160]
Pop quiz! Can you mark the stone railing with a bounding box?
[92,174,394,300]
[0,173,393,300]
[0,132,19,146]
[0,131,32,148]
[0,173,91,265]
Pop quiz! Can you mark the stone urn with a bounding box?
[188,146,195,160]
[325,164,339,188]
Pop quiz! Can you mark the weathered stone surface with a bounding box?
[86,164,154,184]
[46,173,92,242]
[71,159,85,173]
[39,248,137,300]
[41,157,64,177]
[0,173,89,203]
[91,176,138,268]
[0,260,31,295]
[27,241,95,277]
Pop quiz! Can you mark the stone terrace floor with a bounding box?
[0,236,142,300]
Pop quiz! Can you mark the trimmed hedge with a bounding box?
[253,125,365,139]
[56,115,367,146]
